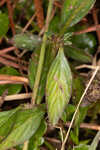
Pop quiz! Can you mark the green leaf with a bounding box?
[49,16,60,33]
[75,107,88,127]
[46,47,72,125]
[0,106,45,150]
[13,33,41,51]
[72,76,84,104]
[28,46,54,104]
[73,144,89,150]
[62,104,75,122]
[71,33,97,55]
[0,107,20,143]
[64,45,92,63]
[89,131,100,150]
[28,120,47,150]
[0,67,22,95]
[61,0,96,33]
[0,12,9,38]
[70,130,79,145]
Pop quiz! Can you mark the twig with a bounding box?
[0,81,25,84]
[0,0,6,6]
[61,66,99,150]
[22,13,36,33]
[0,75,29,84]
[74,24,100,35]
[75,64,98,70]
[34,0,44,29]
[92,8,100,44]
[0,93,32,101]
[54,1,62,8]
[0,56,27,71]
[66,122,100,131]
[6,0,15,35]
[31,0,54,105]
[92,9,100,66]
[0,47,15,54]
[45,137,61,144]
[1,53,28,65]
[22,141,29,150]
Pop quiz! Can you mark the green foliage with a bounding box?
[72,76,84,104]
[61,0,96,31]
[49,16,60,33]
[0,105,45,150]
[71,33,97,55]
[46,47,72,125]
[89,131,100,150]
[70,130,79,145]
[73,144,89,150]
[64,45,92,63]
[0,0,98,149]
[0,12,9,38]
[28,120,47,150]
[62,104,76,122]
[0,67,22,95]
[28,45,54,104]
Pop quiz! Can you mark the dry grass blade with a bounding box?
[61,66,99,150]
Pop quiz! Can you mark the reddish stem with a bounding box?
[0,47,15,54]
[0,56,27,71]
[6,0,15,35]
[75,24,100,35]
[0,0,6,6]
[0,75,29,84]
[92,8,100,44]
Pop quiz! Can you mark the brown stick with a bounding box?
[0,75,29,84]
[92,8,100,44]
[0,0,6,6]
[0,93,32,101]
[22,13,36,33]
[0,47,15,54]
[6,0,15,35]
[54,1,62,8]
[0,56,27,71]
[75,24,100,35]
[0,81,26,84]
[1,53,28,65]
[66,122,100,131]
[34,0,44,29]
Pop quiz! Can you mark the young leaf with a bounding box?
[46,47,72,125]
[64,45,92,63]
[0,12,9,38]
[73,144,89,150]
[61,0,96,31]
[0,106,45,150]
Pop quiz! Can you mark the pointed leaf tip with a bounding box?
[46,47,72,125]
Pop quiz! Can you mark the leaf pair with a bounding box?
[0,106,45,150]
